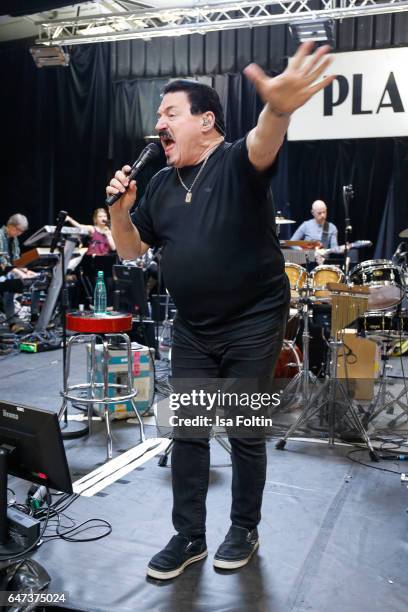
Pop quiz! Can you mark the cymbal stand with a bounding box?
[276,338,378,460]
[363,335,408,428]
[276,292,379,460]
[278,284,316,410]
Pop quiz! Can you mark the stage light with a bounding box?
[289,19,334,46]
[29,45,70,68]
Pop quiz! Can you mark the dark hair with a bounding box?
[161,79,226,136]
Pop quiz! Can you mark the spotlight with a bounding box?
[289,19,334,46]
[30,45,70,68]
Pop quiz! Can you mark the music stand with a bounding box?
[0,399,72,555]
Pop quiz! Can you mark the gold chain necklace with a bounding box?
[176,143,221,203]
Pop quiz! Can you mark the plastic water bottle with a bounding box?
[94,271,107,315]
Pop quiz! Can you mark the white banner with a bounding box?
[287,47,408,141]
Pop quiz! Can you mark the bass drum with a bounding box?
[350,259,405,310]
[274,340,302,380]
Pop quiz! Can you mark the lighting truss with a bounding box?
[35,0,408,46]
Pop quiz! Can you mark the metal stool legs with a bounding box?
[59,332,145,459]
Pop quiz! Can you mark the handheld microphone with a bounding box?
[106,143,161,207]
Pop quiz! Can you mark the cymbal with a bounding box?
[399,228,408,238]
[281,240,321,249]
[275,216,296,225]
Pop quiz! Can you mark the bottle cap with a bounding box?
[97,270,104,278]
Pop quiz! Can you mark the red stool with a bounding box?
[59,312,145,459]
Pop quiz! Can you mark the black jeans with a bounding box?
[170,311,286,538]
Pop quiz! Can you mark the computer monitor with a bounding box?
[0,400,72,551]
[112,264,150,318]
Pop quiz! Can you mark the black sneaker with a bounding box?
[213,525,259,570]
[147,534,207,580]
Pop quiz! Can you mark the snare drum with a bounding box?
[350,259,405,310]
[311,265,344,299]
[285,263,307,302]
[359,311,408,340]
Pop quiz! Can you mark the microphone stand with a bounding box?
[342,185,354,278]
[57,232,89,440]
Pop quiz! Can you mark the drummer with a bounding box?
[290,200,340,264]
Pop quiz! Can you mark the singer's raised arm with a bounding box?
[244,42,334,172]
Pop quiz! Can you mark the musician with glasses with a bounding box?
[0,213,37,330]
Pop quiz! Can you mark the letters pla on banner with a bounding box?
[288,47,408,141]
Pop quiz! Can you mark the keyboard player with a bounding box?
[0,214,37,331]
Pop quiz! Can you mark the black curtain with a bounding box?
[286,138,407,256]
[374,140,408,258]
[1,41,111,233]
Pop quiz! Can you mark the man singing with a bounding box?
[108,42,334,580]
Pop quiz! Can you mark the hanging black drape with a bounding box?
[1,41,111,232]
[286,138,405,253]
[374,140,408,258]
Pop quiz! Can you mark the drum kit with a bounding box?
[274,216,408,454]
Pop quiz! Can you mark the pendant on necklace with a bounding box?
[185,191,192,203]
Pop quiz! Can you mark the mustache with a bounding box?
[158,129,173,140]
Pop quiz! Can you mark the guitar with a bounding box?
[316,240,372,263]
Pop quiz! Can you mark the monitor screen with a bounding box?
[0,400,72,494]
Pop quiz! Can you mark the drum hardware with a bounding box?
[360,336,408,428]
[399,228,408,239]
[276,285,379,461]
[276,282,317,410]
[356,308,408,427]
[392,242,407,264]
[342,184,354,276]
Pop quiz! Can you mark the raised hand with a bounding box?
[244,41,335,116]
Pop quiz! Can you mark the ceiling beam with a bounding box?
[35,0,408,46]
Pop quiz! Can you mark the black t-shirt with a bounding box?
[131,137,289,334]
